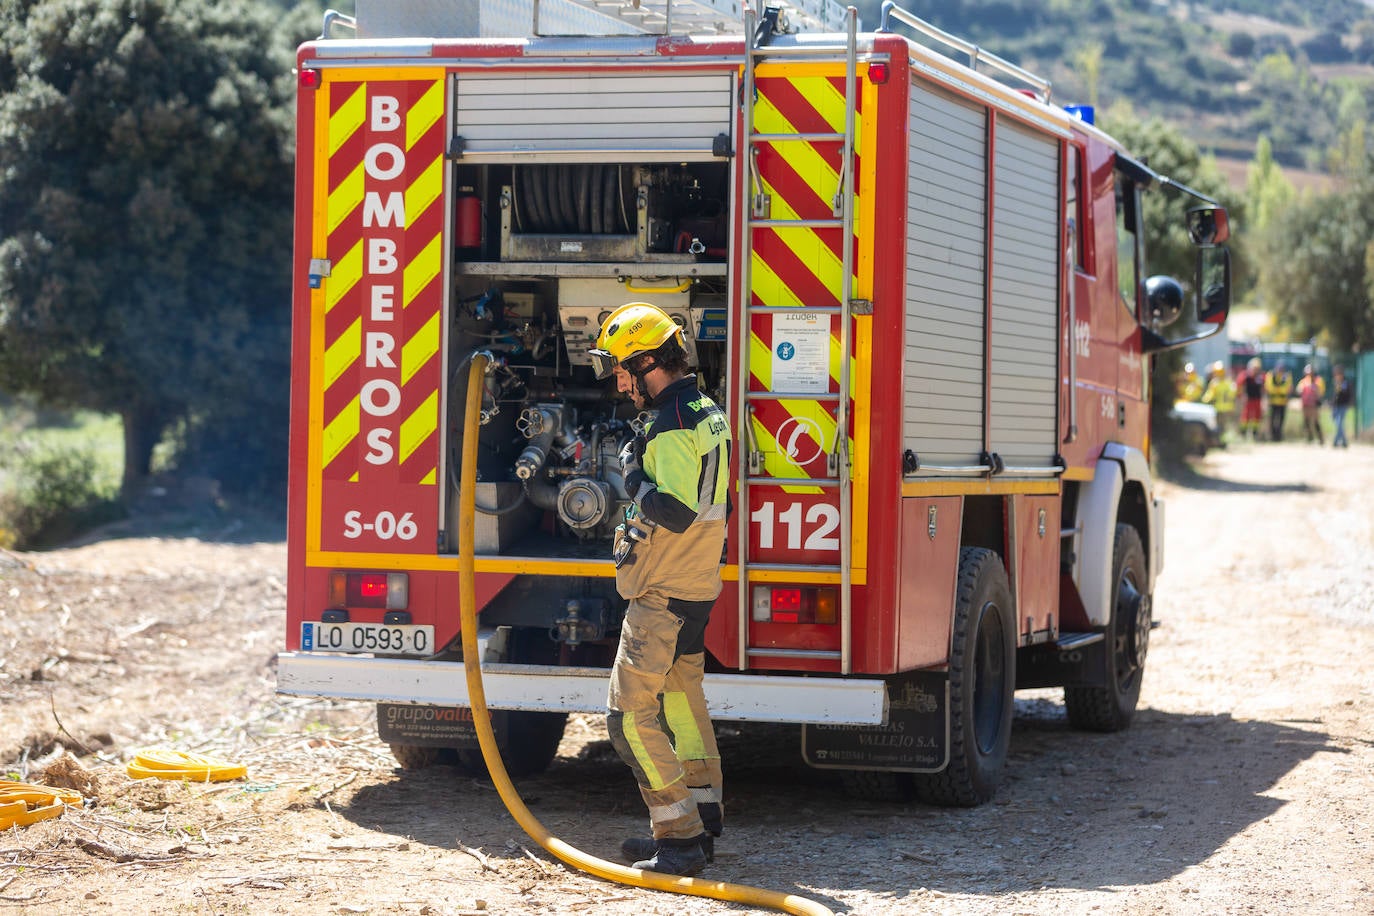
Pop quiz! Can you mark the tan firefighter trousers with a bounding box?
[606,589,723,841]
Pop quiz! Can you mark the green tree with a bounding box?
[1072,39,1104,110]
[1325,86,1370,178]
[1245,136,1296,233]
[0,0,311,498]
[1261,172,1374,353]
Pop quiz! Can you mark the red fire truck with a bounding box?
[277,0,1231,804]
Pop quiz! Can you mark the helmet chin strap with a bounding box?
[626,355,661,405]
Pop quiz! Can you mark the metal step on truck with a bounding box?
[277,0,1231,802]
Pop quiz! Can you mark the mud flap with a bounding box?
[1017,636,1110,689]
[376,703,508,749]
[801,670,950,772]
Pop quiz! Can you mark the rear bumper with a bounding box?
[276,651,888,725]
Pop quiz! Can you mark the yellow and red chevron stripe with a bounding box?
[747,66,865,493]
[319,76,446,486]
[750,68,862,308]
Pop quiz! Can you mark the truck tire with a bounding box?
[456,711,569,778]
[913,547,1015,807]
[1065,523,1148,732]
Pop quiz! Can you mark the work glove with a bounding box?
[619,435,648,494]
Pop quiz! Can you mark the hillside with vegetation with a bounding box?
[862,0,1374,179]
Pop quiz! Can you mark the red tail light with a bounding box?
[328,572,409,610]
[752,585,838,624]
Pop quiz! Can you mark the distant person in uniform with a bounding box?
[1238,358,1266,440]
[1178,362,1205,402]
[1201,360,1237,443]
[1296,364,1326,444]
[1330,365,1354,448]
[1265,361,1293,442]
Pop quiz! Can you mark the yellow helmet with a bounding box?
[1210,360,1225,377]
[589,302,684,380]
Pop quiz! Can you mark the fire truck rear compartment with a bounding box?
[441,158,731,558]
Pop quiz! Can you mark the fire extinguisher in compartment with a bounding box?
[455,186,481,251]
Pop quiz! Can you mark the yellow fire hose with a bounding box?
[0,780,83,830]
[458,354,834,916]
[127,749,247,782]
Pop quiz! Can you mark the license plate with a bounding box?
[301,621,435,656]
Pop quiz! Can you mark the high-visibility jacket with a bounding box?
[1202,376,1237,414]
[1265,371,1293,406]
[618,374,731,602]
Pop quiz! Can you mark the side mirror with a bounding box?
[1141,248,1232,353]
[1187,206,1230,247]
[1197,246,1231,325]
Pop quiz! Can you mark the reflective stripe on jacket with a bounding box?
[630,375,731,601]
[1265,372,1292,406]
[1202,377,1237,413]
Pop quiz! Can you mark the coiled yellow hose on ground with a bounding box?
[0,780,82,829]
[127,749,247,782]
[458,354,834,916]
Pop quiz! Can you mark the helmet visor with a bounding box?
[588,348,618,381]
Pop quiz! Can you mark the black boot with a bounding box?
[621,832,714,864]
[631,835,709,876]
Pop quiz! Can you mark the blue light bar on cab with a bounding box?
[1064,104,1095,125]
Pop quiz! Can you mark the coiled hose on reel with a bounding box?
[457,352,835,916]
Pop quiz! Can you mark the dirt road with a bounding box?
[1,441,1371,915]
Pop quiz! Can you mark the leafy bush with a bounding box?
[1303,29,1352,64]
[0,442,123,548]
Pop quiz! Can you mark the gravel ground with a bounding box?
[0,440,1371,915]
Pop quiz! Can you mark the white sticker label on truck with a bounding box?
[771,312,830,393]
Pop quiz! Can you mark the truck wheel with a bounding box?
[913,547,1015,807]
[389,743,441,770]
[1065,524,1148,732]
[457,711,569,778]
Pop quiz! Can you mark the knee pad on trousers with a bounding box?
[696,800,723,836]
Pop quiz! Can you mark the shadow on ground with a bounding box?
[55,506,285,548]
[1160,459,1318,494]
[333,704,1336,910]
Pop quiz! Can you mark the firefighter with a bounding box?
[1331,365,1354,448]
[1296,363,1326,444]
[1178,362,1204,402]
[1201,360,1237,443]
[1265,360,1294,442]
[1239,357,1266,440]
[588,302,730,877]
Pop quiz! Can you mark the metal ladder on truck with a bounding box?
[735,6,861,674]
